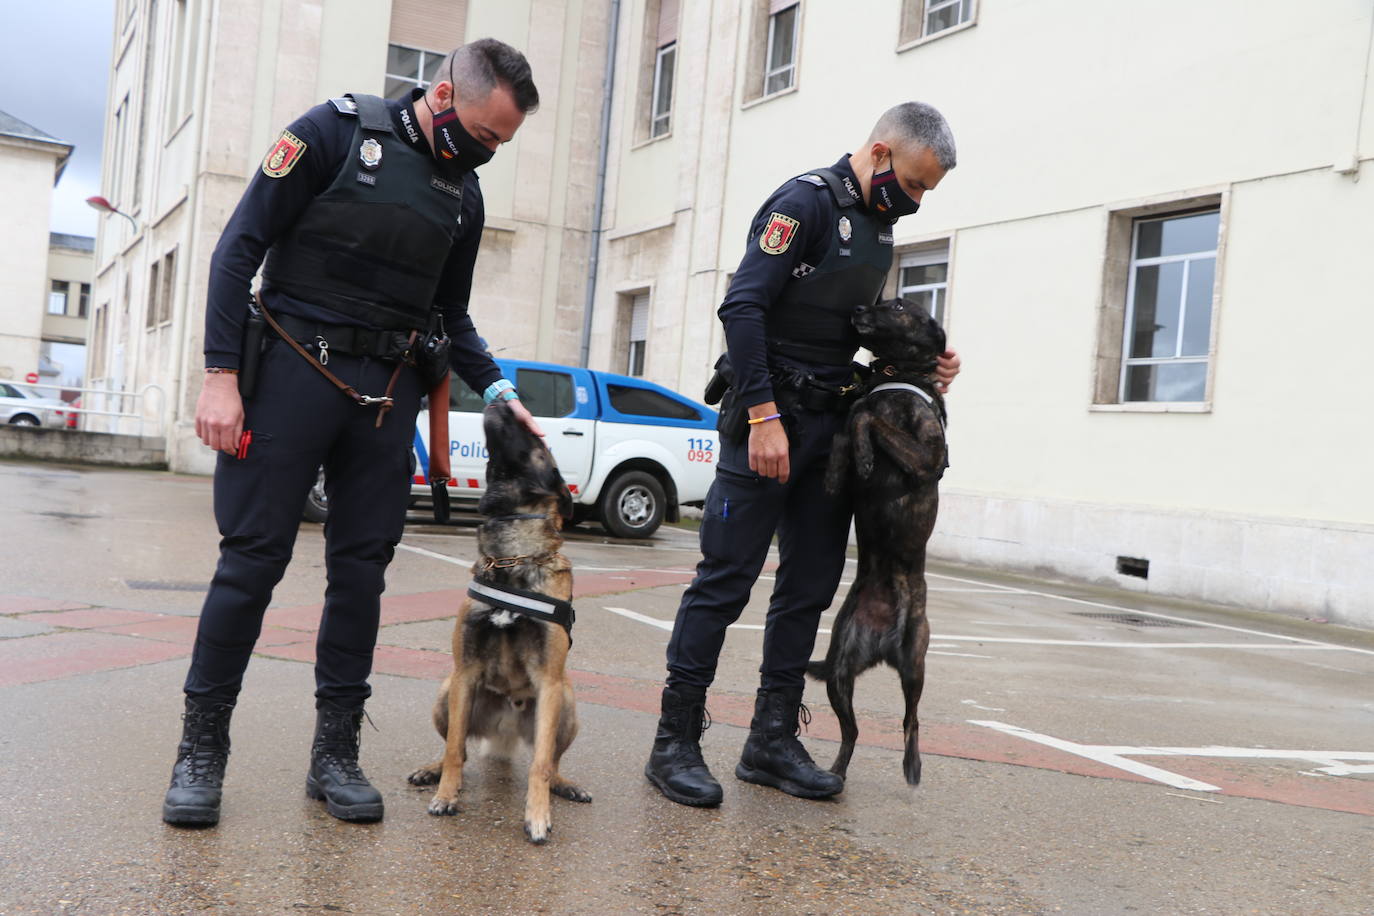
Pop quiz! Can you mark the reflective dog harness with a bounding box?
[466,580,576,637]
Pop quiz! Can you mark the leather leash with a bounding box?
[255,294,412,428]
[427,372,452,523]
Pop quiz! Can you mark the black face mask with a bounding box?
[869,163,921,220]
[423,60,496,169]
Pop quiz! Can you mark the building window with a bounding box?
[159,250,175,325]
[897,244,950,325]
[78,283,90,318]
[900,0,975,46]
[48,281,70,316]
[1119,210,1220,403]
[386,44,445,100]
[165,0,200,133]
[146,261,160,329]
[92,305,108,378]
[764,3,800,96]
[651,43,676,138]
[628,293,649,377]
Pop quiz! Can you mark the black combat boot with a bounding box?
[644,685,724,807]
[163,696,235,827]
[306,700,384,823]
[735,687,844,799]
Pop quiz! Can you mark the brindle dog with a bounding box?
[407,399,591,843]
[809,297,948,786]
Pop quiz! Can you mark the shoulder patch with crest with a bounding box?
[759,212,800,256]
[262,130,307,178]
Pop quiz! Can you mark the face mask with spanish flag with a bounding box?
[869,164,920,220]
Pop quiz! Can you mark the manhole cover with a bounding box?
[125,580,206,592]
[1071,611,1198,628]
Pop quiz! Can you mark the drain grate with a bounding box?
[125,580,206,592]
[1072,611,1198,629]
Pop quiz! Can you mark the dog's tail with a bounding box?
[805,659,831,682]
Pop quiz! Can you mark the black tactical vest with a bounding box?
[765,168,893,366]
[262,94,465,330]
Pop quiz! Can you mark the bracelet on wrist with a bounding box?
[747,412,783,425]
[205,367,239,375]
[482,378,519,405]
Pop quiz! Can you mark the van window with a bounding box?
[445,372,486,413]
[607,384,700,420]
[516,369,575,418]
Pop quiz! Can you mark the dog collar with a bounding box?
[480,553,557,570]
[467,580,575,637]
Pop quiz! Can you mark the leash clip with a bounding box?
[315,336,330,366]
[359,395,395,407]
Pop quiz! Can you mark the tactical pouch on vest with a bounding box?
[703,352,733,405]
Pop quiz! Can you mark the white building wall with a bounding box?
[589,0,1374,626]
[0,142,64,380]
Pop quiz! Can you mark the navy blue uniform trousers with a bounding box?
[666,407,852,692]
[183,338,422,705]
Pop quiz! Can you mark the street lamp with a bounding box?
[85,195,138,233]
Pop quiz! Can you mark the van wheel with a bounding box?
[302,467,328,523]
[598,471,665,539]
[9,415,40,426]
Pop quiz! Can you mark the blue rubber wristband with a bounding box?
[482,379,518,405]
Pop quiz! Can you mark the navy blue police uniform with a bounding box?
[184,90,503,708]
[666,155,894,694]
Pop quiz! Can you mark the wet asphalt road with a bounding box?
[1,459,1372,915]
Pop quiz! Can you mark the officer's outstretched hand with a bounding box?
[934,348,962,394]
[508,398,545,437]
[747,401,789,483]
[196,372,245,454]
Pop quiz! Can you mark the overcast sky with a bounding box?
[1,0,114,237]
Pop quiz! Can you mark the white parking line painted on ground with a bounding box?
[932,572,1374,657]
[601,608,995,658]
[934,637,1341,650]
[969,720,1223,791]
[973,720,1374,782]
[396,543,471,566]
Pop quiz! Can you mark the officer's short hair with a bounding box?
[442,38,540,114]
[870,102,957,171]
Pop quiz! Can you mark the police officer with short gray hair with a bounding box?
[646,102,961,807]
[163,39,542,828]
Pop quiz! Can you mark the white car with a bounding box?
[305,359,719,539]
[0,382,65,427]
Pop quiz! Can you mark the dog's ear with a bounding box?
[556,481,574,523]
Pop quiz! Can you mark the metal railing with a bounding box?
[0,378,166,438]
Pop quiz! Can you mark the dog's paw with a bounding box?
[551,782,592,804]
[427,795,460,816]
[523,818,552,844]
[407,766,440,786]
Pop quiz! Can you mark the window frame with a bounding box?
[1118,210,1220,404]
[896,244,952,326]
[897,0,978,52]
[48,281,70,317]
[385,43,446,100]
[650,42,676,139]
[763,4,800,97]
[1091,190,1229,412]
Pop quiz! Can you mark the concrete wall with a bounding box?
[0,425,166,468]
[0,141,63,379]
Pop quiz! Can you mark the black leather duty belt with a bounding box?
[268,312,415,360]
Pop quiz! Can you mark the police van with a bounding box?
[306,359,719,538]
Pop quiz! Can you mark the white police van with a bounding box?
[306,359,719,539]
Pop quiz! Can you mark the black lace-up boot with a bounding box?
[163,697,235,826]
[736,686,844,799]
[306,700,384,822]
[645,685,724,807]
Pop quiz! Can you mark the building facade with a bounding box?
[43,234,95,392]
[88,0,610,462]
[0,111,73,384]
[92,0,1374,626]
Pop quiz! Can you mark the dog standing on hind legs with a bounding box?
[407,399,591,843]
[808,296,949,786]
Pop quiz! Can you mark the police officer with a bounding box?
[162,39,542,827]
[645,103,961,806]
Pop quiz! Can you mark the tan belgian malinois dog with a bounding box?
[407,400,590,843]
